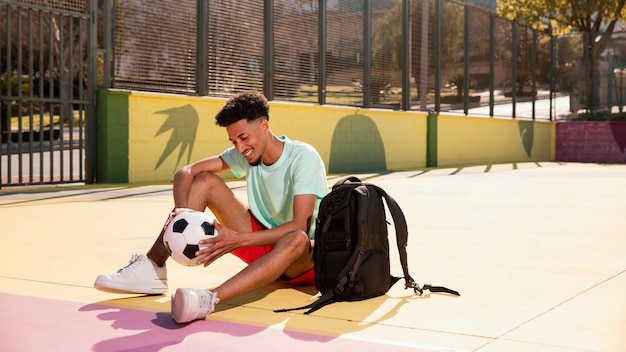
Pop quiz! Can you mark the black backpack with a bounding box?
[276,176,459,314]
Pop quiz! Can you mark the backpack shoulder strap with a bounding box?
[274,290,337,315]
[371,186,410,280]
[374,185,460,297]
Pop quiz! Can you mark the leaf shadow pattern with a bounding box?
[610,122,626,162]
[153,104,199,171]
[518,120,534,158]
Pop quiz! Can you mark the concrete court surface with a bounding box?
[0,162,624,352]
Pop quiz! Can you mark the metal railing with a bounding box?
[4,0,620,187]
[108,0,562,120]
[1,0,96,188]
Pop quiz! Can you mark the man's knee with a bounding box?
[277,230,314,281]
[277,230,311,257]
[176,171,233,214]
[190,172,227,200]
[193,171,224,188]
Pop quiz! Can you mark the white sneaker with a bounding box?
[94,254,168,294]
[171,288,219,323]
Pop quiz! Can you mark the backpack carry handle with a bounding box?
[333,176,362,188]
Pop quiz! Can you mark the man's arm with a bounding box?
[197,193,316,267]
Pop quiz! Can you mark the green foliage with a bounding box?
[580,111,626,121]
[498,0,626,112]
[372,0,464,96]
[0,72,31,116]
[496,0,626,34]
[1,72,29,97]
[449,74,477,97]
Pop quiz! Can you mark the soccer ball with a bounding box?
[163,211,218,266]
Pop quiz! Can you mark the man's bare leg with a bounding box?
[165,173,316,322]
[95,172,252,295]
[213,230,314,303]
[171,229,314,323]
[147,172,251,266]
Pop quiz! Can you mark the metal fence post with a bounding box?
[263,0,274,100]
[363,0,372,108]
[463,6,469,115]
[318,0,327,105]
[531,29,537,120]
[489,14,494,117]
[196,0,208,96]
[434,0,441,112]
[102,0,113,88]
[419,0,429,110]
[86,0,97,183]
[549,29,556,121]
[512,21,517,119]
[401,0,410,111]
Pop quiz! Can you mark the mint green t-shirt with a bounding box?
[220,136,328,238]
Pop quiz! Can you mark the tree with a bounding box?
[372,0,464,100]
[0,2,104,137]
[497,0,626,111]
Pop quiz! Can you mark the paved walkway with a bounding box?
[1,162,624,351]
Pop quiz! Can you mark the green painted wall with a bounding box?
[426,111,438,167]
[96,90,130,183]
[95,89,555,183]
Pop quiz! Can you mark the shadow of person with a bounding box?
[79,281,322,351]
[277,292,408,341]
[220,281,318,311]
[80,296,272,352]
[215,282,397,343]
[278,287,460,343]
[80,299,188,351]
[80,281,456,350]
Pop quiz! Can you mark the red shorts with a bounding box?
[230,213,315,286]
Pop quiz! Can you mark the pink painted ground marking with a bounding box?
[0,292,438,352]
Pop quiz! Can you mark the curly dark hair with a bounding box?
[215,90,270,127]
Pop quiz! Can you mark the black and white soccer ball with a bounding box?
[163,211,218,266]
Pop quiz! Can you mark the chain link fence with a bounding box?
[110,0,569,119]
[112,0,197,93]
[555,32,626,120]
[4,0,623,187]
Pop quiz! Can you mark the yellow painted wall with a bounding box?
[268,103,428,171]
[98,90,556,183]
[436,115,554,167]
[124,91,428,183]
[126,92,231,183]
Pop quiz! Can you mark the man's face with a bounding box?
[226,118,268,166]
